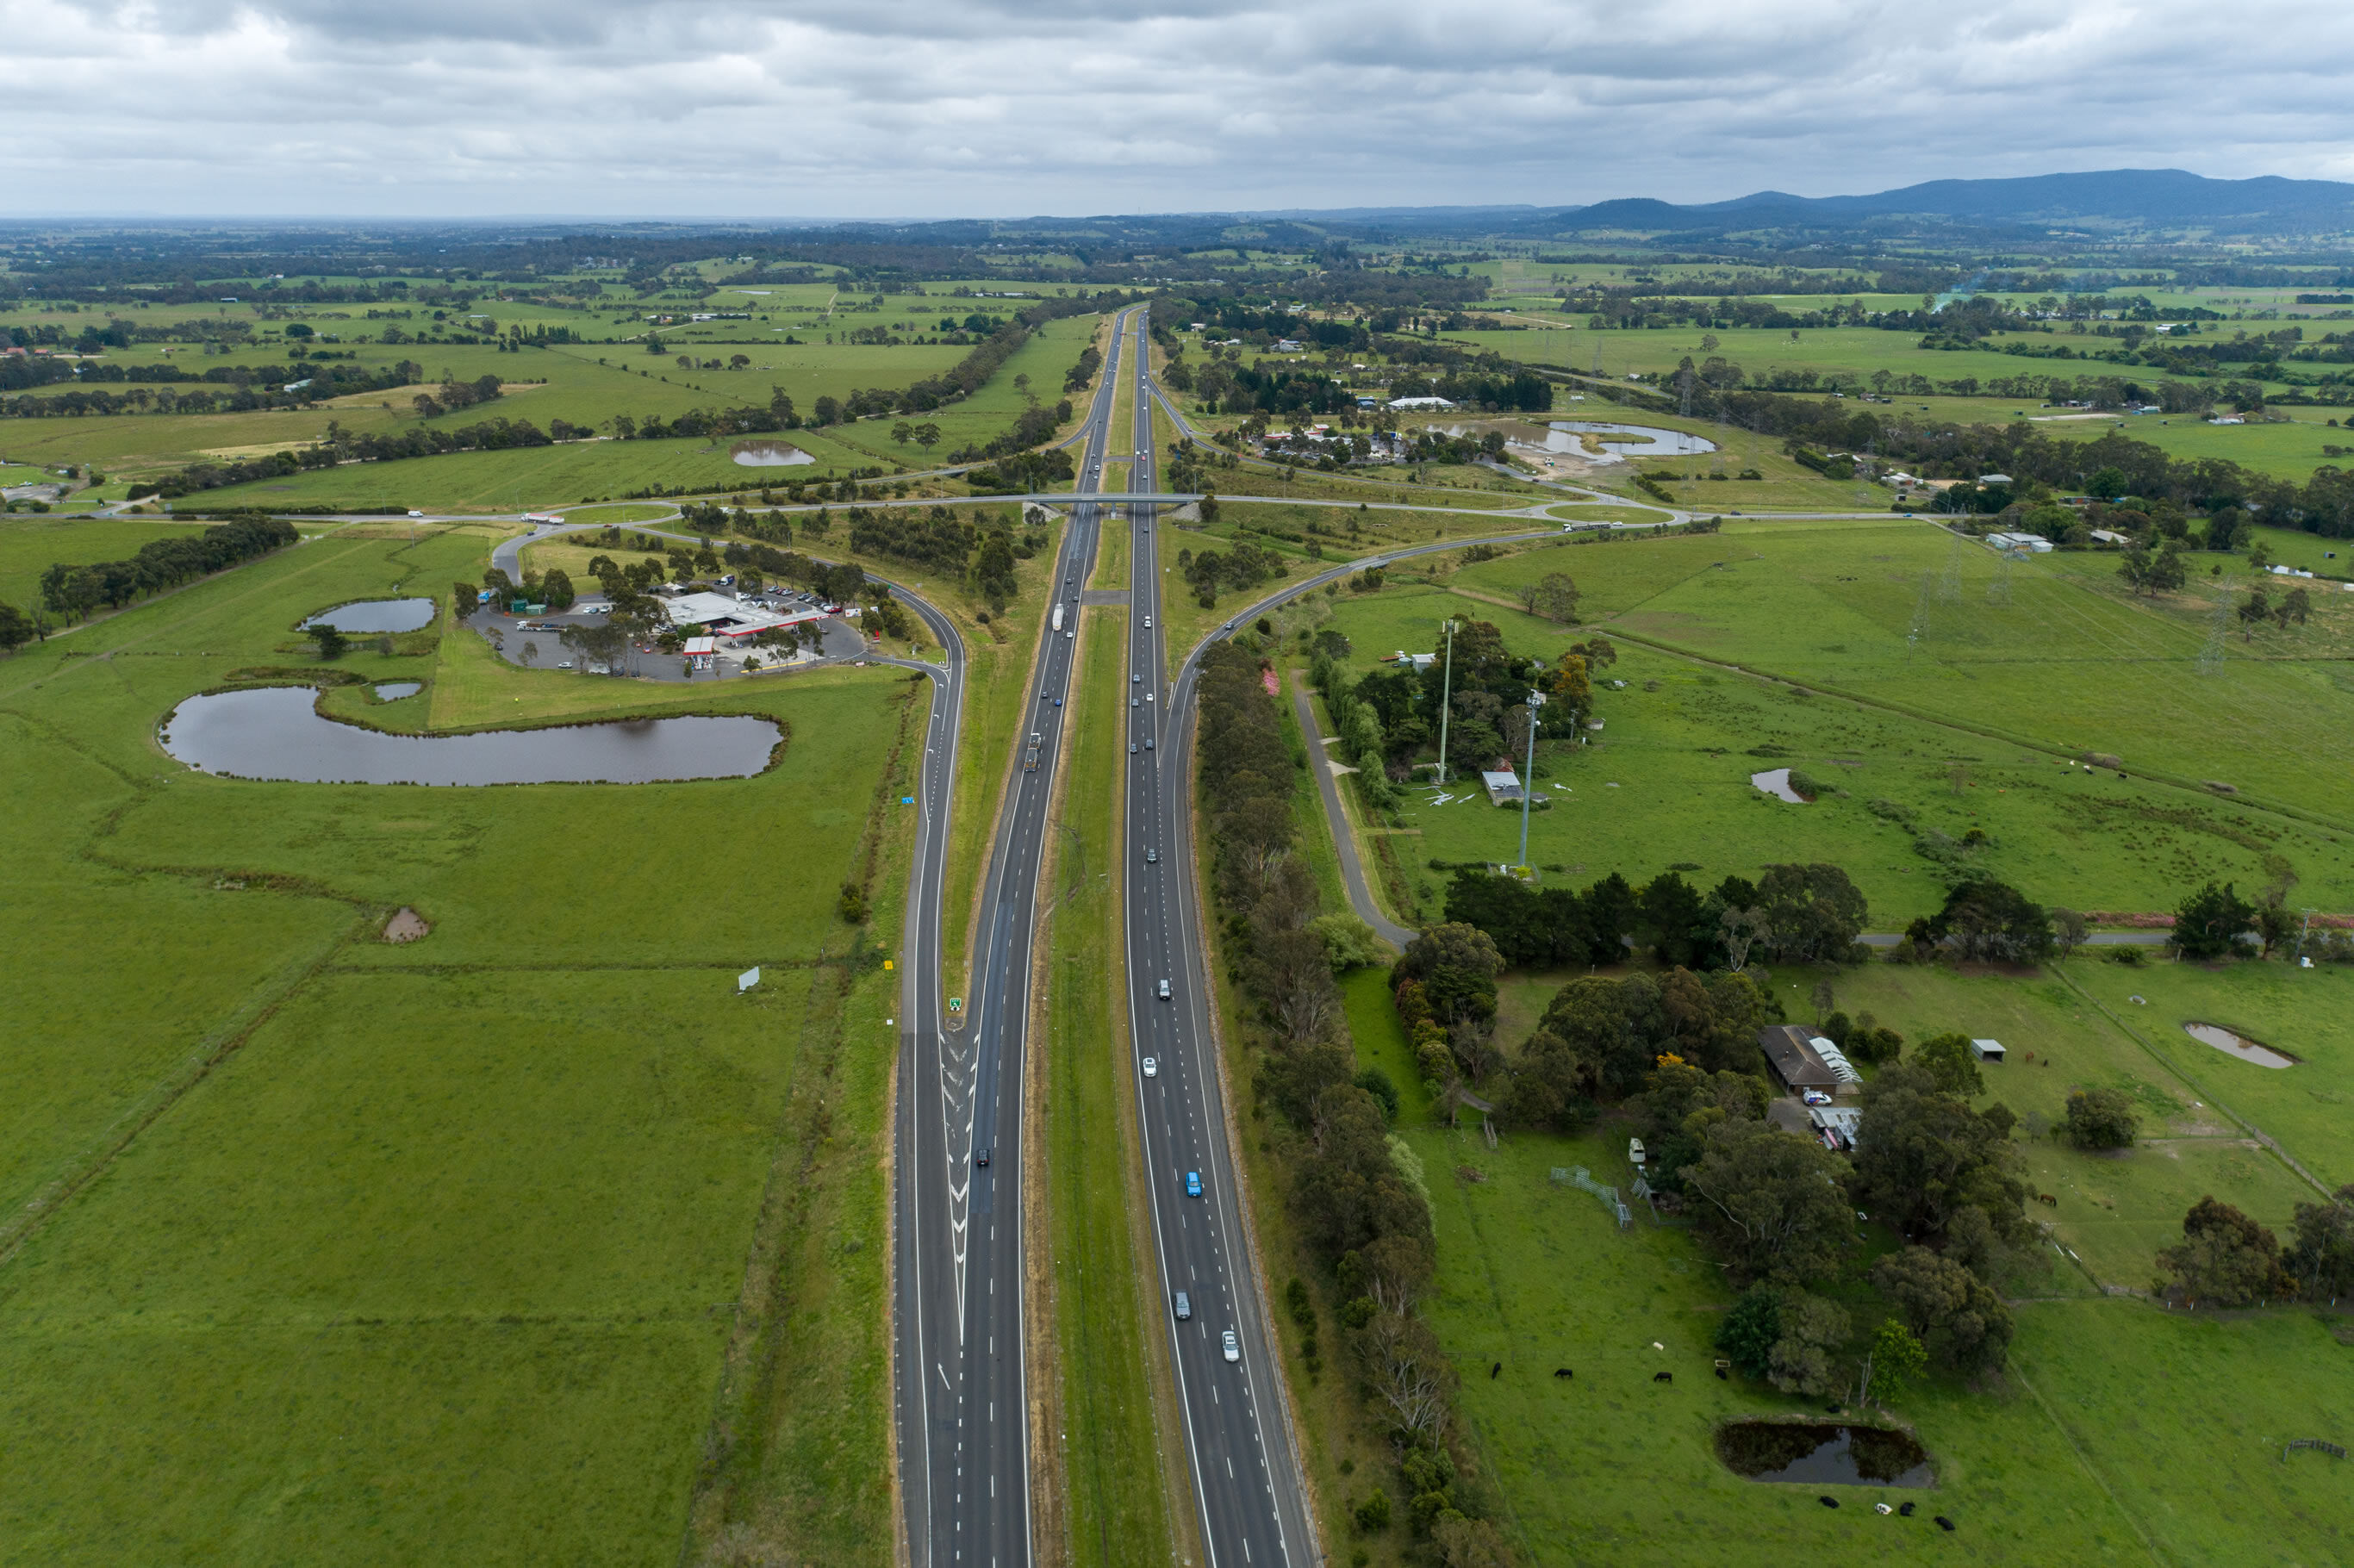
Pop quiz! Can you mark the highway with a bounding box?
[894,304,1143,1568]
[1118,310,1322,1568]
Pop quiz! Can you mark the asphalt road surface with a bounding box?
[1120,309,1323,1568]
[893,304,1143,1568]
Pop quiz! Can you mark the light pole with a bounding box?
[1435,618,1458,785]
[1517,689,1546,872]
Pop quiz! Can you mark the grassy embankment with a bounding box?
[1289,519,2354,928]
[0,523,919,1565]
[1038,602,1186,1568]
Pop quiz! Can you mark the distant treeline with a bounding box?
[39,515,296,619]
[1718,386,2354,537]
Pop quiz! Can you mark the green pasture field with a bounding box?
[2244,521,2354,579]
[1459,517,2354,824]
[2024,408,2354,480]
[0,520,917,1564]
[0,513,221,613]
[1411,1115,2354,1568]
[1042,605,1182,1568]
[1296,529,2354,924]
[183,429,878,513]
[3,324,1080,490]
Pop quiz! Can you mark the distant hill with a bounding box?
[1519,170,2354,236]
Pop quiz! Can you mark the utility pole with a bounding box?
[1435,618,1458,785]
[1518,690,1547,871]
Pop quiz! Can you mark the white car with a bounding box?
[556,660,574,670]
[1222,1330,1240,1364]
[1803,1089,1834,1107]
[1143,1057,1157,1078]
[1143,615,1153,628]
[407,509,425,519]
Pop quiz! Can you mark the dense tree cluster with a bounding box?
[39,515,296,619]
[1443,863,1868,974]
[1178,539,1289,608]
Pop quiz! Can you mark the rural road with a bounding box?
[1287,671,1418,953]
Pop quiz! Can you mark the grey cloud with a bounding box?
[6,0,2353,215]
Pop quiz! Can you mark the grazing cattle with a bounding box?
[1491,1361,1502,1379]
[1653,1371,1672,1383]
[1714,1366,1728,1379]
[1817,1496,1839,1509]
[1935,1516,1956,1532]
[1898,1502,1916,1518]
[1552,1367,1573,1379]
[2037,1192,2059,1207]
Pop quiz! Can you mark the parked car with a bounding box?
[1803,1089,1833,1107]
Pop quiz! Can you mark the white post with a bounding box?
[1435,618,1457,785]
[1518,690,1546,871]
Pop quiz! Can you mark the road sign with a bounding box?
[883,959,894,971]
[738,966,761,992]
[948,997,963,1013]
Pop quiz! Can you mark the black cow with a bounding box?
[1935,1516,1956,1532]
[1491,1362,1502,1379]
[1818,1496,1839,1509]
[1552,1368,1573,1379]
[1652,1370,1672,1383]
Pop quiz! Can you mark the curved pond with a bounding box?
[732,439,816,468]
[1548,421,1718,457]
[373,681,423,701]
[1716,1422,1934,1487]
[2184,1021,2296,1068]
[306,598,437,634]
[161,687,780,785]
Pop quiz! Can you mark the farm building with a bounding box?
[1480,769,1524,807]
[1986,532,2054,553]
[1758,1026,1841,1095]
[1971,1038,2006,1062]
[1388,395,1457,410]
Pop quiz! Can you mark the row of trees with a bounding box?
[1194,644,1508,1566]
[38,515,297,619]
[2153,1188,2354,1308]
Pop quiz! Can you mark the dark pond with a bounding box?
[161,687,780,785]
[373,682,423,700]
[307,597,436,633]
[731,439,816,468]
[1716,1422,1934,1487]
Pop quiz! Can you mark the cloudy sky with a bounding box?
[9,0,2353,218]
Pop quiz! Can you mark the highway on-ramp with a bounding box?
[893,305,1145,1568]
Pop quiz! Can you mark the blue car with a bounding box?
[1185,1171,1202,1198]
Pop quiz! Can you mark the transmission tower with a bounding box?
[1989,544,2026,605]
[1935,529,1966,605]
[1678,370,1694,419]
[1906,570,1935,655]
[2195,576,2233,675]
[1591,339,1604,379]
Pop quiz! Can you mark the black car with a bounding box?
[975,1149,991,1168]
